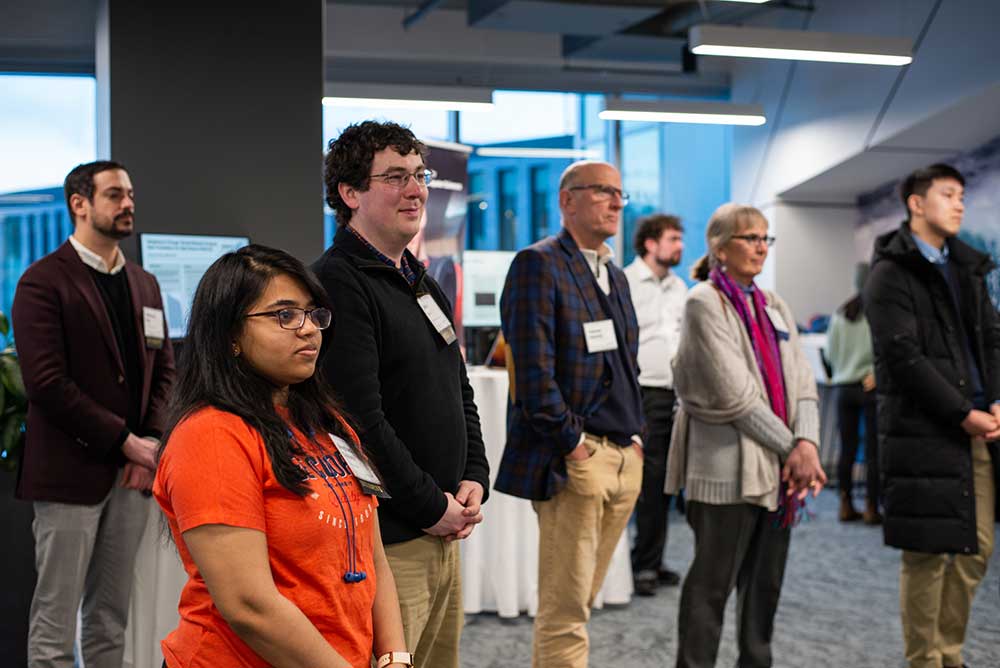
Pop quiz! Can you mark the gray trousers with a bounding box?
[676,501,791,668]
[29,474,149,668]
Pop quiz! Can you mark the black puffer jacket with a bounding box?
[865,222,1000,554]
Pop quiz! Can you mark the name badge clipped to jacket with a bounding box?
[764,306,790,341]
[330,434,391,499]
[142,306,165,349]
[417,293,457,345]
[583,319,618,353]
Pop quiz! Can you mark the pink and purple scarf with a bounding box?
[711,267,802,527]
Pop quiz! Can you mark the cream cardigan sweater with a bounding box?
[665,281,820,511]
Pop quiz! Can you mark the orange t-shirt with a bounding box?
[153,406,379,668]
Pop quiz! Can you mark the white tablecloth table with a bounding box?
[125,367,633,667]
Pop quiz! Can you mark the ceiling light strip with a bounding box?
[600,99,766,126]
[689,24,913,66]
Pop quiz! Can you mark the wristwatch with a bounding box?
[376,651,414,668]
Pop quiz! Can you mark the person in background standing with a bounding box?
[826,262,881,524]
[623,213,688,596]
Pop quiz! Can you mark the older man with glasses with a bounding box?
[497,160,644,668]
[312,120,489,668]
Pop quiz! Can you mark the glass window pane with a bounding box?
[466,172,488,250]
[530,166,550,242]
[498,169,518,250]
[323,105,450,145]
[620,123,661,266]
[460,91,579,145]
[1,74,97,329]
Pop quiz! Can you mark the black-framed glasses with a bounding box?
[567,184,630,206]
[368,168,437,189]
[245,307,332,331]
[732,234,776,248]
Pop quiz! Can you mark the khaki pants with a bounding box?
[531,436,642,668]
[900,437,995,668]
[385,535,463,668]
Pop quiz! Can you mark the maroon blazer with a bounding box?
[11,241,175,504]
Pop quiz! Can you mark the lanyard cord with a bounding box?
[294,429,367,583]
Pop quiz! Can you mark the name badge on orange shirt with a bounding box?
[330,434,391,499]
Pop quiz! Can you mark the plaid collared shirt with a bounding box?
[345,225,417,286]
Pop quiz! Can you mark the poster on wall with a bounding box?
[408,140,470,334]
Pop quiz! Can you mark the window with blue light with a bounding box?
[0,74,97,324]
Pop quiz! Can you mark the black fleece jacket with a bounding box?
[313,225,489,545]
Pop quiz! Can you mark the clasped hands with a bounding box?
[424,480,485,542]
[960,404,1000,441]
[782,439,827,501]
[121,432,159,492]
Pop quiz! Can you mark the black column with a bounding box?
[98,0,325,262]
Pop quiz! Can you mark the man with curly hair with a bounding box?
[312,121,490,668]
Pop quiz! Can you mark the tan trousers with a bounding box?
[900,437,995,668]
[385,535,463,668]
[531,436,643,668]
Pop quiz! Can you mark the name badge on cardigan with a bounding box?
[416,294,457,345]
[764,306,790,341]
[583,319,618,353]
[142,306,165,349]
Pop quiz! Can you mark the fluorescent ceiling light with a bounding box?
[322,82,494,112]
[714,0,771,3]
[475,147,603,159]
[423,138,475,154]
[599,99,766,126]
[690,24,913,66]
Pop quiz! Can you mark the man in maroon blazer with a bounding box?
[12,160,174,668]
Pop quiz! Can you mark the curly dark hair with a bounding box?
[632,213,683,259]
[324,121,428,226]
[64,160,127,225]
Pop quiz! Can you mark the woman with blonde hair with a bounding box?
[666,203,826,668]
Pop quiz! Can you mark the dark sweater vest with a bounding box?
[583,279,644,446]
[89,267,143,434]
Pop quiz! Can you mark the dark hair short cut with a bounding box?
[64,160,127,225]
[160,244,354,496]
[324,121,428,226]
[900,163,965,217]
[633,213,684,258]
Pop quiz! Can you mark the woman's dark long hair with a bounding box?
[159,244,352,495]
[840,294,863,322]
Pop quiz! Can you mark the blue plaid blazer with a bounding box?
[495,228,641,501]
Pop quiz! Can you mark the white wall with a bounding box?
[726,0,1000,312]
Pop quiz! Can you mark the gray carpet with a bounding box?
[460,490,1000,667]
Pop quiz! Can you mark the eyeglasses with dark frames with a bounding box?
[245,307,332,331]
[732,234,776,248]
[567,184,630,206]
[368,168,438,189]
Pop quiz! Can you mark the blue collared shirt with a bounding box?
[912,233,950,265]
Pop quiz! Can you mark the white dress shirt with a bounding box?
[69,235,126,275]
[624,257,688,389]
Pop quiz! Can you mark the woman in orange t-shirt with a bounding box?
[153,245,411,668]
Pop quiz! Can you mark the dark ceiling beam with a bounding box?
[402,0,446,30]
[626,0,814,38]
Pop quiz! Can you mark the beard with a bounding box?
[655,251,682,269]
[93,212,134,240]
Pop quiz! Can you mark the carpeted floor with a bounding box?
[460,489,1000,667]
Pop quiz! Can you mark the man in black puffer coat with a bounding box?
[865,163,999,668]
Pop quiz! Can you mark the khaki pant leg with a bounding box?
[588,444,642,608]
[938,438,995,667]
[385,535,462,668]
[900,549,948,668]
[532,440,608,668]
